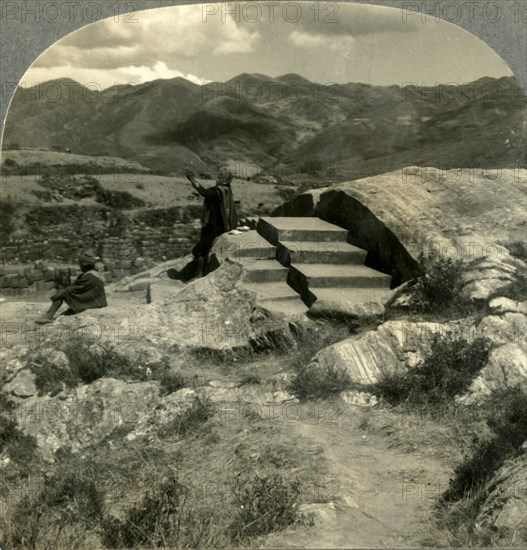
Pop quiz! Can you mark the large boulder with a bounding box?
[131,258,295,352]
[308,319,473,385]
[274,167,526,284]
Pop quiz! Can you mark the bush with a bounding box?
[230,474,301,540]
[405,252,468,314]
[289,361,352,400]
[505,241,527,264]
[11,469,105,550]
[28,336,172,396]
[371,333,492,411]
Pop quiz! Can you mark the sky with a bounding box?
[19,2,513,89]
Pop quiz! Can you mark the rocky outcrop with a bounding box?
[461,254,526,302]
[308,319,472,385]
[1,259,295,356]
[475,454,527,538]
[310,309,526,399]
[133,259,295,351]
[274,167,526,285]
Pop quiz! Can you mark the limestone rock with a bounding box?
[462,253,525,302]
[310,320,462,385]
[476,313,526,347]
[298,502,337,525]
[128,387,200,438]
[4,368,37,398]
[340,390,379,407]
[489,297,527,315]
[135,259,295,352]
[273,169,526,291]
[457,343,527,404]
[475,454,527,538]
[15,378,161,461]
[462,279,513,303]
[309,295,385,321]
[113,256,193,292]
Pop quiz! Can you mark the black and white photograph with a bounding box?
[0,1,526,548]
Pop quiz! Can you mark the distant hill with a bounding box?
[2,74,525,180]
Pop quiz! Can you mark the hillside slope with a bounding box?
[2,74,525,179]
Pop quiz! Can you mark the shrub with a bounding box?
[95,188,145,209]
[289,361,352,400]
[371,333,492,411]
[11,469,105,549]
[405,252,468,314]
[230,474,301,540]
[28,336,171,396]
[29,354,78,396]
[505,240,527,264]
[0,391,38,470]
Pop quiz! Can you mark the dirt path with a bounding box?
[267,410,454,548]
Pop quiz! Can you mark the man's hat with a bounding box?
[79,251,99,266]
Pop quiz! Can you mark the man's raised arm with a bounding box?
[184,169,207,196]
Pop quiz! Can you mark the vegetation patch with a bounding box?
[396,252,470,316]
[435,387,527,546]
[504,240,527,264]
[371,332,492,413]
[230,473,301,540]
[157,396,216,439]
[287,320,355,400]
[289,361,352,400]
[28,335,172,396]
[0,393,38,475]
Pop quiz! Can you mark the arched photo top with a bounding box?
[2,2,524,181]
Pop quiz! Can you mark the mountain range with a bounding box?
[2,73,525,181]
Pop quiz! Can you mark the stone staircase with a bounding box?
[221,217,393,317]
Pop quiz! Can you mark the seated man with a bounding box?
[185,166,238,277]
[36,251,107,324]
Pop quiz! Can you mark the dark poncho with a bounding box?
[201,184,238,232]
[61,270,107,313]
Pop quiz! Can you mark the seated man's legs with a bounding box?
[36,295,64,323]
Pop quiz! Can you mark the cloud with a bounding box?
[29,5,261,72]
[289,30,356,51]
[20,61,206,89]
[231,3,421,39]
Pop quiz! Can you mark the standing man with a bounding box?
[184,166,238,277]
